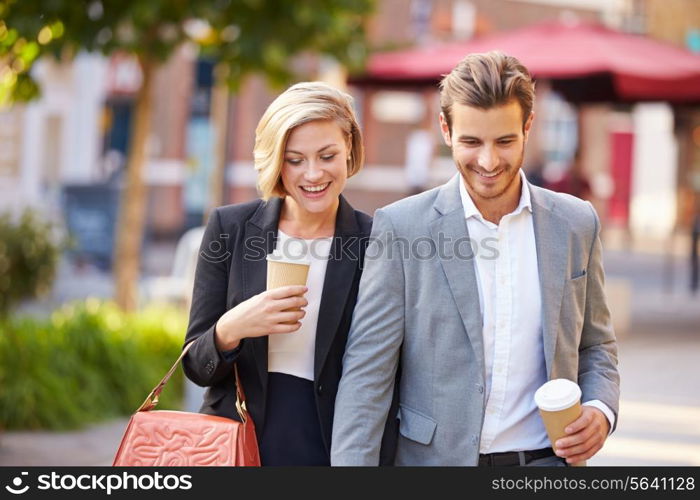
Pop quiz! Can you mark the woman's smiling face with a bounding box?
[281,119,350,217]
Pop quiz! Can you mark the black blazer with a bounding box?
[182,195,398,464]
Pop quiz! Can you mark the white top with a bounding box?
[267,229,332,381]
[459,170,614,453]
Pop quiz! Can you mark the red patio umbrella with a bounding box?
[358,20,700,103]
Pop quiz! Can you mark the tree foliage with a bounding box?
[0,0,374,104]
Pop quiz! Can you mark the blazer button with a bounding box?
[316,384,323,395]
[477,385,484,394]
[472,434,479,445]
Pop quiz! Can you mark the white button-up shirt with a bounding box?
[459,170,613,453]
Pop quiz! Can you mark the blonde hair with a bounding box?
[254,82,364,200]
[440,51,535,133]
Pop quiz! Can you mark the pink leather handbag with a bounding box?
[113,342,260,466]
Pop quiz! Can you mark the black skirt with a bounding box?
[259,372,328,466]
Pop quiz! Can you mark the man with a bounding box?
[331,51,619,466]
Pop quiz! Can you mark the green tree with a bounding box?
[0,0,373,310]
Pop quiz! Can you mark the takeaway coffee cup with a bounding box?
[266,252,310,324]
[534,379,586,467]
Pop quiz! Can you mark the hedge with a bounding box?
[0,209,63,318]
[0,299,188,430]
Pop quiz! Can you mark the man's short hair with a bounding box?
[439,51,535,133]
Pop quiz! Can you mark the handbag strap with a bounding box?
[137,340,249,422]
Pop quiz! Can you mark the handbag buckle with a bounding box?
[235,398,248,423]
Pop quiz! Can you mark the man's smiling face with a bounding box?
[440,99,533,206]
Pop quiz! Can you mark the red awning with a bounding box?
[362,20,700,103]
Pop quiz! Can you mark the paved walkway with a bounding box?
[0,419,127,467]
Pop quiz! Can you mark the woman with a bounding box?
[182,82,397,465]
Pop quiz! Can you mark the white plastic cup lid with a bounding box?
[266,251,310,266]
[534,379,582,412]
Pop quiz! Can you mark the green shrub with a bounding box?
[0,299,187,430]
[0,209,63,317]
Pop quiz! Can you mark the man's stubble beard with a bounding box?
[454,143,525,202]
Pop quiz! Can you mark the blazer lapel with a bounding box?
[314,195,362,379]
[530,185,570,379]
[429,175,485,380]
[242,197,283,391]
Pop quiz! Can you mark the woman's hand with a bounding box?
[214,285,308,351]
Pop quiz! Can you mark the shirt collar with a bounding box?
[459,169,532,222]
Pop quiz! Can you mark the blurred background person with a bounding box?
[404,124,435,195]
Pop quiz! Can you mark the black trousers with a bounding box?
[259,372,328,466]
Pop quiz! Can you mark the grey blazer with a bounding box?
[331,174,620,466]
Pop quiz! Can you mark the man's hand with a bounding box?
[554,406,609,464]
